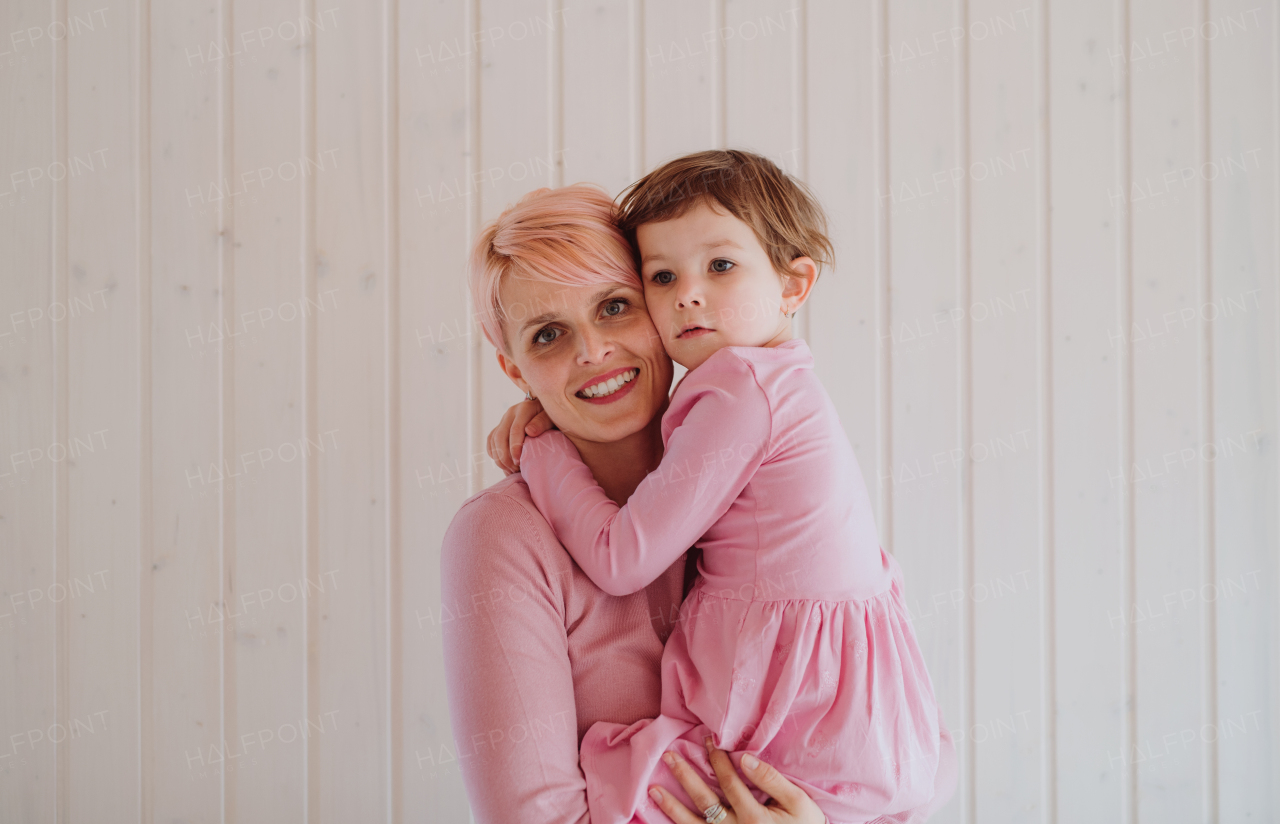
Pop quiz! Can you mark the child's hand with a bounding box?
[486,397,554,474]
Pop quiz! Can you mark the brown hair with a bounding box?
[616,149,834,278]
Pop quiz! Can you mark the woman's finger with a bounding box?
[646,786,715,824]
[704,739,765,817]
[736,752,818,817]
[661,750,730,820]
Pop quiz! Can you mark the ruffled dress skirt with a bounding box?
[581,548,954,824]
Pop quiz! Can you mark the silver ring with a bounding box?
[703,802,728,824]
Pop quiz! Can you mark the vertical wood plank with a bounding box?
[1125,1,1208,820]
[881,0,966,818]
[313,0,391,818]
[1206,1,1277,820]
[399,0,474,819]
[1033,1,1058,818]
[64,0,141,819]
[966,2,1045,820]
[146,0,225,818]
[0,0,58,820]
[225,2,320,821]
[1045,1,1128,821]
[805,1,881,514]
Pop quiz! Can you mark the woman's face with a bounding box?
[495,276,674,445]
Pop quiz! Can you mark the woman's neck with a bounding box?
[565,412,665,505]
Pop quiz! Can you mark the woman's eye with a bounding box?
[710,259,734,273]
[603,299,627,317]
[653,271,675,285]
[533,327,560,345]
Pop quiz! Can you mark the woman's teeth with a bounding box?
[580,368,638,398]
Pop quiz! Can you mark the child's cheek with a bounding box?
[641,288,671,323]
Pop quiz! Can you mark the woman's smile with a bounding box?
[576,367,641,402]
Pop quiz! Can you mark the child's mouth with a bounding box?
[677,326,715,339]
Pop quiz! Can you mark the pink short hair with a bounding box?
[468,184,641,353]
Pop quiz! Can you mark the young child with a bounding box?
[515,151,954,824]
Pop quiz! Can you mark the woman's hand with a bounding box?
[485,397,555,474]
[648,738,828,824]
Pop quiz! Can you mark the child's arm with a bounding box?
[520,352,771,596]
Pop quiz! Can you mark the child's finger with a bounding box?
[509,399,543,465]
[525,411,553,437]
[487,406,518,472]
[513,397,543,432]
[486,427,504,470]
[509,421,527,467]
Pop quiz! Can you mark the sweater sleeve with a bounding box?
[439,492,590,824]
[520,351,772,597]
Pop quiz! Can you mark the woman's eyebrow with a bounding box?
[518,288,623,335]
[519,312,560,334]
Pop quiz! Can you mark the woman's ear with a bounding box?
[781,256,819,315]
[495,349,532,398]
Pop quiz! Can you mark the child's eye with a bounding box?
[602,299,628,317]
[652,270,675,285]
[710,259,734,273]
[533,327,561,345]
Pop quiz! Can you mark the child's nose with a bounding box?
[675,287,704,309]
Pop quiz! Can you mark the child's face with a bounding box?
[636,200,803,371]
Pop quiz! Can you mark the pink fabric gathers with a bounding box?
[519,339,957,824]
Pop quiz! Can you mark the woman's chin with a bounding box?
[566,400,656,444]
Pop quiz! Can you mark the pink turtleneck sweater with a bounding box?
[440,474,695,824]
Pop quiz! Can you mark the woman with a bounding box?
[440,183,833,823]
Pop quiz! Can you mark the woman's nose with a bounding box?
[576,326,616,364]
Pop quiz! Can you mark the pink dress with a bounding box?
[520,339,951,824]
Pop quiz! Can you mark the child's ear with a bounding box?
[780,256,819,315]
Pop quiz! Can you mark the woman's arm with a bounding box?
[440,491,591,824]
[520,351,771,596]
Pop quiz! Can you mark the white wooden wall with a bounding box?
[1,0,1275,822]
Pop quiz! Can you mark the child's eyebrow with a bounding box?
[641,238,742,265]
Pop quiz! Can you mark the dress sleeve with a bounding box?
[520,351,772,597]
[440,493,590,824]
